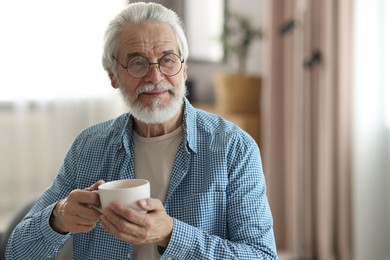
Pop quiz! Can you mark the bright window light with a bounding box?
[354,0,390,128]
[0,0,126,101]
[185,0,224,62]
[385,0,390,127]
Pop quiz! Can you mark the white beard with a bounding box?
[119,78,187,124]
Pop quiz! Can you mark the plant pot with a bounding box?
[214,73,262,113]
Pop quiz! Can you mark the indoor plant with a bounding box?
[221,11,263,73]
[215,11,263,113]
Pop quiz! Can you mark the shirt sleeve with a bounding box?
[5,138,79,259]
[160,133,278,259]
[6,203,71,259]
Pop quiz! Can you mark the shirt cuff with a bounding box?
[160,218,195,260]
[40,203,71,245]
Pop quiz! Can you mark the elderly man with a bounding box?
[6,2,277,259]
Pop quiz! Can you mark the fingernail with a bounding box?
[139,199,147,207]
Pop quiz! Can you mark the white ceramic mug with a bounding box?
[93,179,150,212]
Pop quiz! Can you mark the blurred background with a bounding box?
[0,0,389,259]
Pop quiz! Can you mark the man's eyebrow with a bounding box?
[161,49,177,55]
[125,50,179,59]
[126,52,145,59]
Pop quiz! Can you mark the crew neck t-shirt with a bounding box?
[133,126,183,260]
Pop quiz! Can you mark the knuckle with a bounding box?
[116,221,128,231]
[138,231,149,241]
[68,189,81,199]
[62,202,75,217]
[142,218,152,229]
[123,208,134,220]
[60,205,70,218]
[116,231,127,241]
[66,190,82,205]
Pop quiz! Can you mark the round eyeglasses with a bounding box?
[113,53,184,78]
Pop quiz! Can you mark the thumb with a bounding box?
[138,198,163,211]
[85,179,105,191]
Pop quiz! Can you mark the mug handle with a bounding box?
[89,190,102,213]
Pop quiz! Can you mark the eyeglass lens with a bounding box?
[126,53,182,78]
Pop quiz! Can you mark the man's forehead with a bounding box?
[118,22,179,55]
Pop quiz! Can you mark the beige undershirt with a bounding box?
[133,126,182,260]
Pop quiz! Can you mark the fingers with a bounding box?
[100,207,148,244]
[85,179,105,191]
[61,211,99,233]
[137,198,163,212]
[99,199,173,247]
[50,185,103,234]
[57,201,101,234]
[107,202,148,225]
[63,192,101,220]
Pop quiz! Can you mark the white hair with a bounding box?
[102,2,189,72]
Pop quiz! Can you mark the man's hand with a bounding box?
[99,198,173,248]
[50,180,105,234]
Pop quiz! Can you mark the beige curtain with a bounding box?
[263,0,352,259]
[0,97,127,216]
[0,0,127,222]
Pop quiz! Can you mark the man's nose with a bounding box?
[144,63,164,84]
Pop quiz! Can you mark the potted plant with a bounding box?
[215,11,263,113]
[221,11,263,73]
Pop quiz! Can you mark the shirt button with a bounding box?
[167,257,172,260]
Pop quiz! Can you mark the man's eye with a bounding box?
[161,58,173,64]
[129,57,147,67]
[161,55,177,66]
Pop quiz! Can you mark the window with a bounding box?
[354,0,390,127]
[385,0,390,126]
[184,0,225,62]
[0,0,126,101]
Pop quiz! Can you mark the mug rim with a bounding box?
[98,179,149,190]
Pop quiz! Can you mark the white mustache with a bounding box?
[135,84,175,98]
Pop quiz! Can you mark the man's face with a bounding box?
[110,21,187,124]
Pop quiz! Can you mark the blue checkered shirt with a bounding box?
[6,99,278,259]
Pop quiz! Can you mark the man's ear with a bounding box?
[182,64,187,81]
[108,70,119,89]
